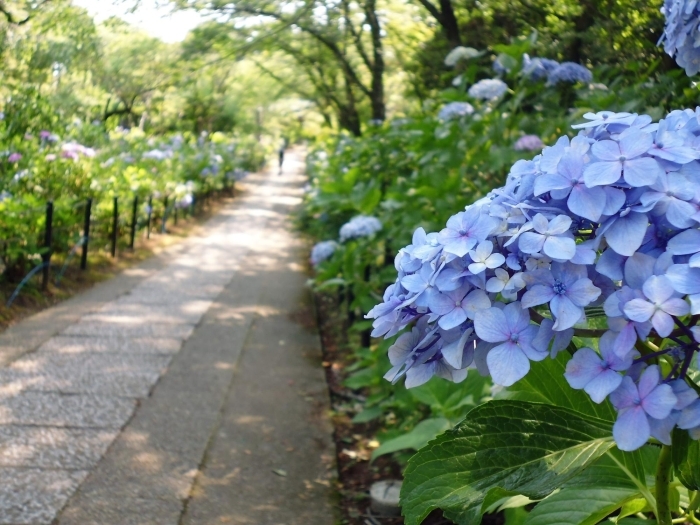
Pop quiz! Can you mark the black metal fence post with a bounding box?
[146,195,153,239]
[41,201,54,290]
[80,198,92,270]
[111,197,118,258]
[129,196,138,250]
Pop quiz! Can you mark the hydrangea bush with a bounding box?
[368,109,700,525]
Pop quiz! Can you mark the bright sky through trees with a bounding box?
[71,0,205,42]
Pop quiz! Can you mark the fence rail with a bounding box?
[2,181,235,306]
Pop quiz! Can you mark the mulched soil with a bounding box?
[313,291,506,525]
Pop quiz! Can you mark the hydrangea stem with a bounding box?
[656,444,674,525]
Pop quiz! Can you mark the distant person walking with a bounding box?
[278,138,288,174]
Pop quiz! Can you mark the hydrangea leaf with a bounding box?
[400,400,615,525]
[522,487,639,525]
[370,417,451,461]
[672,426,700,490]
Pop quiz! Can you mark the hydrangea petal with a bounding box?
[613,407,650,451]
[486,342,530,386]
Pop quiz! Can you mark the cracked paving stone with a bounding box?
[0,392,135,428]
[0,426,117,469]
[0,468,88,525]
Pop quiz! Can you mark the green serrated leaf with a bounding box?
[672,427,700,490]
[400,400,615,525]
[371,418,450,461]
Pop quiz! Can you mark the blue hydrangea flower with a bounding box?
[437,102,475,121]
[339,215,382,241]
[660,0,700,75]
[474,302,547,386]
[467,79,508,100]
[522,54,560,81]
[565,331,635,403]
[521,262,601,330]
[546,62,593,86]
[610,365,677,451]
[310,241,338,266]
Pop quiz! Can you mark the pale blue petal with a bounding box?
[547,215,573,235]
[474,307,509,343]
[568,185,606,221]
[401,273,427,293]
[620,131,653,158]
[564,347,602,389]
[583,160,622,187]
[585,369,623,404]
[679,400,700,430]
[534,173,570,196]
[610,376,640,410]
[591,139,621,161]
[668,264,700,294]
[642,275,674,304]
[486,342,530,387]
[613,407,650,451]
[651,310,674,337]
[638,364,660,399]
[405,362,436,388]
[438,307,468,330]
[596,249,626,281]
[624,252,655,289]
[604,212,648,256]
[648,413,677,446]
[666,200,697,228]
[662,298,691,316]
[521,285,556,308]
[543,236,577,260]
[623,157,663,187]
[566,278,601,307]
[642,383,677,420]
[550,295,584,330]
[667,229,700,255]
[623,299,655,322]
[428,292,456,315]
[519,232,546,254]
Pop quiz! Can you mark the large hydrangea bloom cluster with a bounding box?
[367,108,700,451]
[311,240,338,266]
[660,0,700,76]
[521,53,593,86]
[438,102,475,121]
[468,79,508,100]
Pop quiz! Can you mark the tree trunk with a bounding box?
[365,0,386,121]
[438,0,462,47]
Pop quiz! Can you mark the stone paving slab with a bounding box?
[0,392,135,428]
[36,336,183,356]
[0,468,88,525]
[62,321,195,340]
[0,426,117,469]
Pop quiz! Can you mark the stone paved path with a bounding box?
[0,152,336,525]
